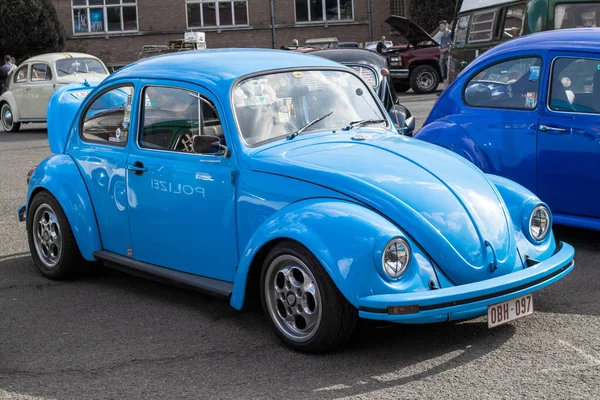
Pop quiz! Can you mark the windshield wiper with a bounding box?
[342,119,386,130]
[288,111,333,140]
[58,68,75,75]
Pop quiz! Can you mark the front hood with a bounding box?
[386,16,437,46]
[249,132,518,285]
[56,74,108,85]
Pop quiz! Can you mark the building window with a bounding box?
[187,0,248,28]
[72,0,138,34]
[390,0,409,17]
[295,0,353,23]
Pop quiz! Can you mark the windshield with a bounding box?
[233,70,387,146]
[56,58,107,76]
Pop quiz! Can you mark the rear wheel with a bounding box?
[260,241,357,353]
[27,192,84,280]
[1,103,21,132]
[409,65,440,94]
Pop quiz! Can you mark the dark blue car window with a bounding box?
[549,57,600,114]
[464,57,541,110]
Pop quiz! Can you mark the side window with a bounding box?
[464,57,542,110]
[31,64,53,82]
[500,4,526,41]
[549,57,600,114]
[468,9,497,43]
[14,65,28,83]
[139,86,224,153]
[454,15,471,45]
[81,85,134,146]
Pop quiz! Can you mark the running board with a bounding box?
[93,250,233,299]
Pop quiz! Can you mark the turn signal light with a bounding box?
[27,166,37,185]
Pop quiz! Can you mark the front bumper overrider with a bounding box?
[358,241,574,323]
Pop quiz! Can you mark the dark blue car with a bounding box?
[416,29,600,231]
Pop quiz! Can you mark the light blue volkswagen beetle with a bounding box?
[18,49,574,353]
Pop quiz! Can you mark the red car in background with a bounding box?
[383,16,442,94]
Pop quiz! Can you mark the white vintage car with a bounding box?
[0,52,109,132]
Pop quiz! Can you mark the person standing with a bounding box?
[1,55,16,94]
[439,23,452,90]
[433,20,448,44]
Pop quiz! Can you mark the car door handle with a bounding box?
[127,161,147,175]
[539,124,567,133]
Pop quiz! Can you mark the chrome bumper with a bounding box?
[390,68,409,80]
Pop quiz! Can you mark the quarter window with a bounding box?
[468,9,497,43]
[549,57,600,114]
[139,86,225,153]
[13,65,28,83]
[464,57,542,110]
[31,64,53,82]
[81,85,134,146]
[295,0,353,23]
[500,4,526,41]
[186,0,248,27]
[72,0,138,34]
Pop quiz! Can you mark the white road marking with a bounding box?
[314,384,352,392]
[558,339,600,365]
[0,390,53,400]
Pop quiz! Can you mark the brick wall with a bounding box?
[50,0,400,65]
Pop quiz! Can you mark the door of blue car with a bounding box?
[70,83,136,256]
[537,52,600,220]
[460,55,544,192]
[125,82,238,282]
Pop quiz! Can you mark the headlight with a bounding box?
[529,205,550,241]
[390,57,400,65]
[382,238,411,278]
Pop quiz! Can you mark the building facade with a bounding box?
[50,0,410,68]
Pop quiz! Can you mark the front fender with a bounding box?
[414,119,490,170]
[0,92,20,122]
[230,199,439,310]
[27,155,101,261]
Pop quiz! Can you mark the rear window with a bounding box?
[500,4,526,41]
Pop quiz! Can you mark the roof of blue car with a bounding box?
[481,28,600,58]
[103,48,342,86]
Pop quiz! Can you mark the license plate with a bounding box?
[487,294,533,328]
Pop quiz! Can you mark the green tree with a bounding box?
[410,0,463,33]
[0,0,65,63]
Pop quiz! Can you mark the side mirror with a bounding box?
[388,104,407,129]
[401,116,416,136]
[192,135,230,157]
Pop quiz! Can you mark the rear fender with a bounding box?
[230,199,439,310]
[414,119,490,170]
[27,155,101,261]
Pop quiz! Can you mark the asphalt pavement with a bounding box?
[1,93,599,399]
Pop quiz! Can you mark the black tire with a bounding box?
[260,240,358,353]
[409,65,440,94]
[27,191,85,280]
[394,83,411,93]
[1,103,21,132]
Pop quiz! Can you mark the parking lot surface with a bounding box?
[1,93,599,399]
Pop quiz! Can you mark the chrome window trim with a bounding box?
[545,54,600,116]
[135,83,229,159]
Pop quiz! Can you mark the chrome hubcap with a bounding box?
[417,71,435,90]
[265,255,322,342]
[32,204,62,268]
[2,105,13,129]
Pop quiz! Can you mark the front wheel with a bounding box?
[1,103,21,132]
[27,192,84,280]
[409,65,440,94]
[260,241,357,353]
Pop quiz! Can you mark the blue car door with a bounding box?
[454,55,544,193]
[70,83,136,256]
[537,52,600,220]
[125,82,238,282]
